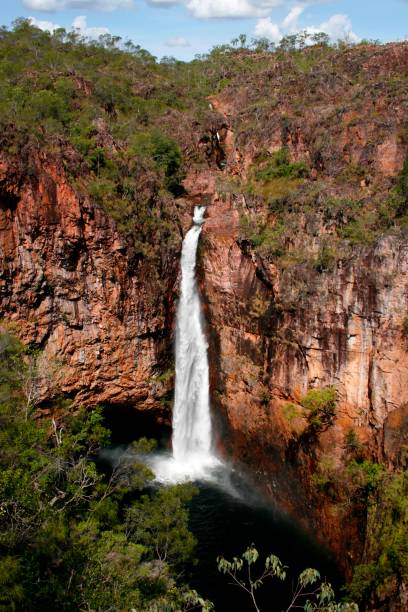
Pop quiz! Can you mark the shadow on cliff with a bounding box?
[102,403,172,448]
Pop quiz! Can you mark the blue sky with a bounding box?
[2,1,408,60]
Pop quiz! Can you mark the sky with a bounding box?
[1,0,408,61]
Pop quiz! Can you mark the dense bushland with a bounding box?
[0,331,363,612]
[1,20,405,271]
[0,330,207,611]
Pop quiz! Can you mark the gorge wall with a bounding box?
[1,39,408,587]
[195,42,408,574]
[0,150,179,414]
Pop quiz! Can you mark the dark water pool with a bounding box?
[186,471,341,612]
[97,440,341,611]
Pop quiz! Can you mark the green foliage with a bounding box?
[30,89,69,124]
[311,456,337,496]
[314,242,337,273]
[338,211,378,245]
[0,557,24,611]
[240,215,287,260]
[217,545,357,612]
[301,387,337,429]
[249,176,304,202]
[394,153,408,217]
[125,483,198,567]
[282,402,302,422]
[0,20,185,264]
[130,131,184,195]
[346,460,385,496]
[307,425,407,611]
[403,313,408,338]
[344,428,362,453]
[347,469,408,608]
[0,331,203,610]
[253,148,308,181]
[323,166,408,245]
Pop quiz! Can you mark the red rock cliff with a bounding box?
[0,150,179,412]
[194,43,408,566]
[1,41,407,580]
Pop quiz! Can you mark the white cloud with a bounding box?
[254,17,281,42]
[282,5,304,32]
[182,0,334,21]
[29,16,62,32]
[186,0,265,19]
[254,4,360,44]
[72,15,110,37]
[23,0,133,11]
[23,0,337,23]
[147,0,179,5]
[30,14,110,38]
[313,14,360,43]
[166,36,191,47]
[24,0,62,9]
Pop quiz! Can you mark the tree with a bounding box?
[251,37,276,53]
[347,468,408,609]
[217,546,358,612]
[278,34,299,52]
[311,32,330,47]
[238,33,248,48]
[0,331,206,611]
[125,483,198,567]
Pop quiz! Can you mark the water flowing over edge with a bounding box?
[150,206,221,484]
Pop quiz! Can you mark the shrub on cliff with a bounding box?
[403,314,408,338]
[346,468,408,609]
[393,153,408,220]
[254,148,308,182]
[129,130,185,196]
[301,387,337,430]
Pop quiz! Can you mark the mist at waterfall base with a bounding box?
[123,207,340,609]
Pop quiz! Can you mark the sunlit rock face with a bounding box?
[0,151,179,411]
[0,40,408,577]
[201,187,408,562]
[194,42,408,567]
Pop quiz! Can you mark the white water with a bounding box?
[151,206,220,483]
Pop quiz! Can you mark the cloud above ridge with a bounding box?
[255,4,360,44]
[29,14,110,37]
[25,1,361,47]
[23,0,133,12]
[166,36,190,46]
[29,15,62,32]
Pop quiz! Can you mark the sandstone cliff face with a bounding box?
[0,41,407,578]
[201,186,408,559]
[193,42,408,563]
[0,151,179,412]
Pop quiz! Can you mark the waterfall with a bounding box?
[151,206,219,482]
[172,205,212,462]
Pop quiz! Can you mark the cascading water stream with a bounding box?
[172,205,212,463]
[151,206,220,482]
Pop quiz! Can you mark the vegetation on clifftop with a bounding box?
[1,19,407,612]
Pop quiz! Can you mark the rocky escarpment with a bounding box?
[192,42,408,579]
[202,184,408,560]
[0,149,180,412]
[1,35,408,602]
